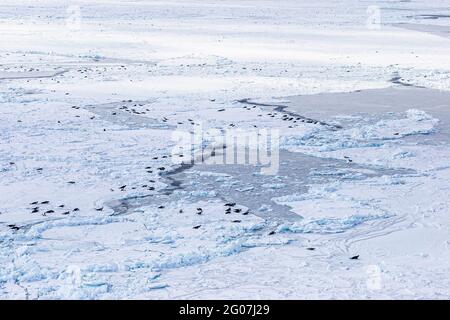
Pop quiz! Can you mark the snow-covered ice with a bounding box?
[1,0,450,299]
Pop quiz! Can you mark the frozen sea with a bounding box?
[1,0,450,299]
